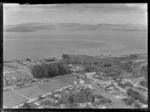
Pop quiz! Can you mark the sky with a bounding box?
[4,3,147,26]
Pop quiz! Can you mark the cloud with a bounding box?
[126,3,147,11]
[3,3,147,25]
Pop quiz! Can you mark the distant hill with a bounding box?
[4,23,147,32]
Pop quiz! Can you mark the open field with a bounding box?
[52,73,77,80]
[38,80,69,93]
[3,89,28,108]
[4,70,31,77]
[60,76,79,85]
[16,86,47,99]
[4,62,26,70]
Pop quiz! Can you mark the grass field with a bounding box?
[3,89,28,108]
[60,76,79,85]
[52,73,76,80]
[16,86,47,99]
[38,80,69,93]
[5,70,31,78]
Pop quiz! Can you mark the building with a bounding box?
[85,72,96,77]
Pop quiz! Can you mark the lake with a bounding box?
[4,30,147,60]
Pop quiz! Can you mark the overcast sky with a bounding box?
[4,3,147,26]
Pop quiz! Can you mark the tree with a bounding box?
[134,103,141,109]
[140,80,147,88]
[31,65,44,78]
[62,54,70,59]
[88,94,94,103]
[130,54,137,61]
[118,82,125,88]
[21,103,32,109]
[84,65,95,72]
[26,58,31,61]
[68,95,74,105]
[93,62,98,72]
[127,88,147,104]
[125,98,135,105]
[38,95,43,100]
[42,100,51,106]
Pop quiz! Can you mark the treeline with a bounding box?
[61,54,113,67]
[31,63,72,79]
[60,54,142,78]
[61,54,123,78]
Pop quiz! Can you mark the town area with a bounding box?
[3,53,148,109]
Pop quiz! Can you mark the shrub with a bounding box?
[21,103,32,109]
[119,62,132,72]
[118,82,125,88]
[124,82,133,87]
[140,80,147,88]
[26,58,31,61]
[124,98,135,105]
[84,65,95,72]
[134,103,141,109]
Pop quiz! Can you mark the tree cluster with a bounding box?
[62,54,70,59]
[61,54,113,67]
[119,61,132,72]
[60,88,94,106]
[118,82,133,88]
[123,97,135,105]
[31,63,72,79]
[127,88,147,104]
[103,68,122,78]
[140,80,147,88]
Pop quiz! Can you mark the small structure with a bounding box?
[87,84,93,89]
[34,101,40,106]
[86,72,96,77]
[79,79,85,84]
[74,81,77,85]
[54,94,61,98]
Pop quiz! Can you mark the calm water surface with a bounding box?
[4,30,147,60]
